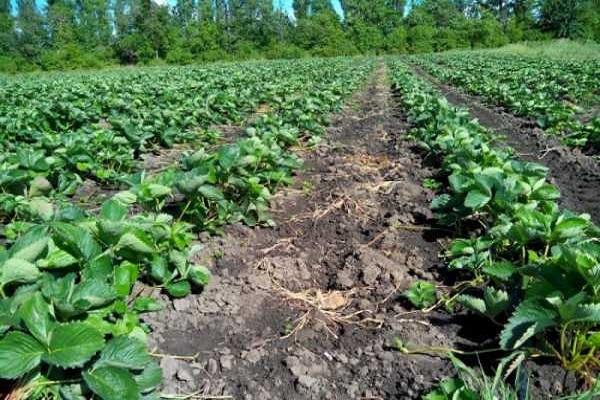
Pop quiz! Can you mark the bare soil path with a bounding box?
[143,64,467,399]
[411,65,600,224]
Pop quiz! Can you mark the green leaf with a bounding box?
[1,257,41,286]
[133,296,164,313]
[18,292,53,344]
[9,226,49,262]
[83,366,141,400]
[482,261,516,281]
[116,232,155,255]
[483,287,509,317]
[166,280,191,298]
[37,247,78,269]
[28,198,55,220]
[404,281,436,309]
[95,336,150,370]
[0,331,45,379]
[113,191,137,206]
[551,217,589,241]
[149,255,169,283]
[71,279,117,310]
[101,200,128,222]
[457,294,487,314]
[571,304,600,323]
[431,194,451,210]
[531,183,560,201]
[53,222,101,261]
[135,362,163,393]
[188,265,211,287]
[44,322,105,368]
[500,300,557,350]
[114,262,139,298]
[198,185,224,201]
[175,175,206,196]
[464,189,491,209]
[145,184,171,199]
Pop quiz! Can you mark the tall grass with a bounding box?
[489,39,600,60]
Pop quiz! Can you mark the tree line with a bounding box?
[0,0,599,72]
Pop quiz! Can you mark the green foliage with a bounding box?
[423,353,529,400]
[404,281,437,309]
[4,0,594,71]
[0,57,374,399]
[413,52,600,151]
[389,59,600,379]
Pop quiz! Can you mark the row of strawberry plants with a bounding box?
[388,60,600,396]
[0,59,343,193]
[0,58,374,399]
[0,58,360,226]
[410,53,600,153]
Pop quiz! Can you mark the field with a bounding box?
[0,51,599,400]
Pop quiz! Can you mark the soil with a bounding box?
[143,64,578,399]
[410,65,600,225]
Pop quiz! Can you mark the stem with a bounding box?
[399,344,503,357]
[160,394,233,400]
[33,378,81,387]
[177,200,192,223]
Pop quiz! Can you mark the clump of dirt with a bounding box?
[411,66,600,224]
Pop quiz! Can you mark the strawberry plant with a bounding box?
[411,53,600,154]
[0,57,375,399]
[389,59,600,385]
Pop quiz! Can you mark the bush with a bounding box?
[264,43,307,59]
[197,49,231,63]
[39,45,112,71]
[0,55,27,73]
[114,34,155,64]
[408,25,436,53]
[385,26,408,53]
[165,47,194,65]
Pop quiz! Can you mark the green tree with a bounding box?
[15,0,47,60]
[384,25,408,53]
[175,0,196,28]
[293,10,356,56]
[0,0,14,54]
[538,0,598,39]
[114,0,172,63]
[469,10,508,47]
[341,0,404,52]
[293,0,310,19]
[76,0,111,49]
[47,0,77,47]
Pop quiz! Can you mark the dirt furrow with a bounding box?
[410,65,600,224]
[143,65,466,399]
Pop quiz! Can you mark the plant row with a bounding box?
[388,59,600,398]
[410,53,600,153]
[0,58,374,399]
[0,59,362,225]
[0,60,345,197]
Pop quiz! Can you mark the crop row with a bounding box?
[388,59,600,397]
[0,59,363,225]
[0,58,374,399]
[410,53,600,153]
